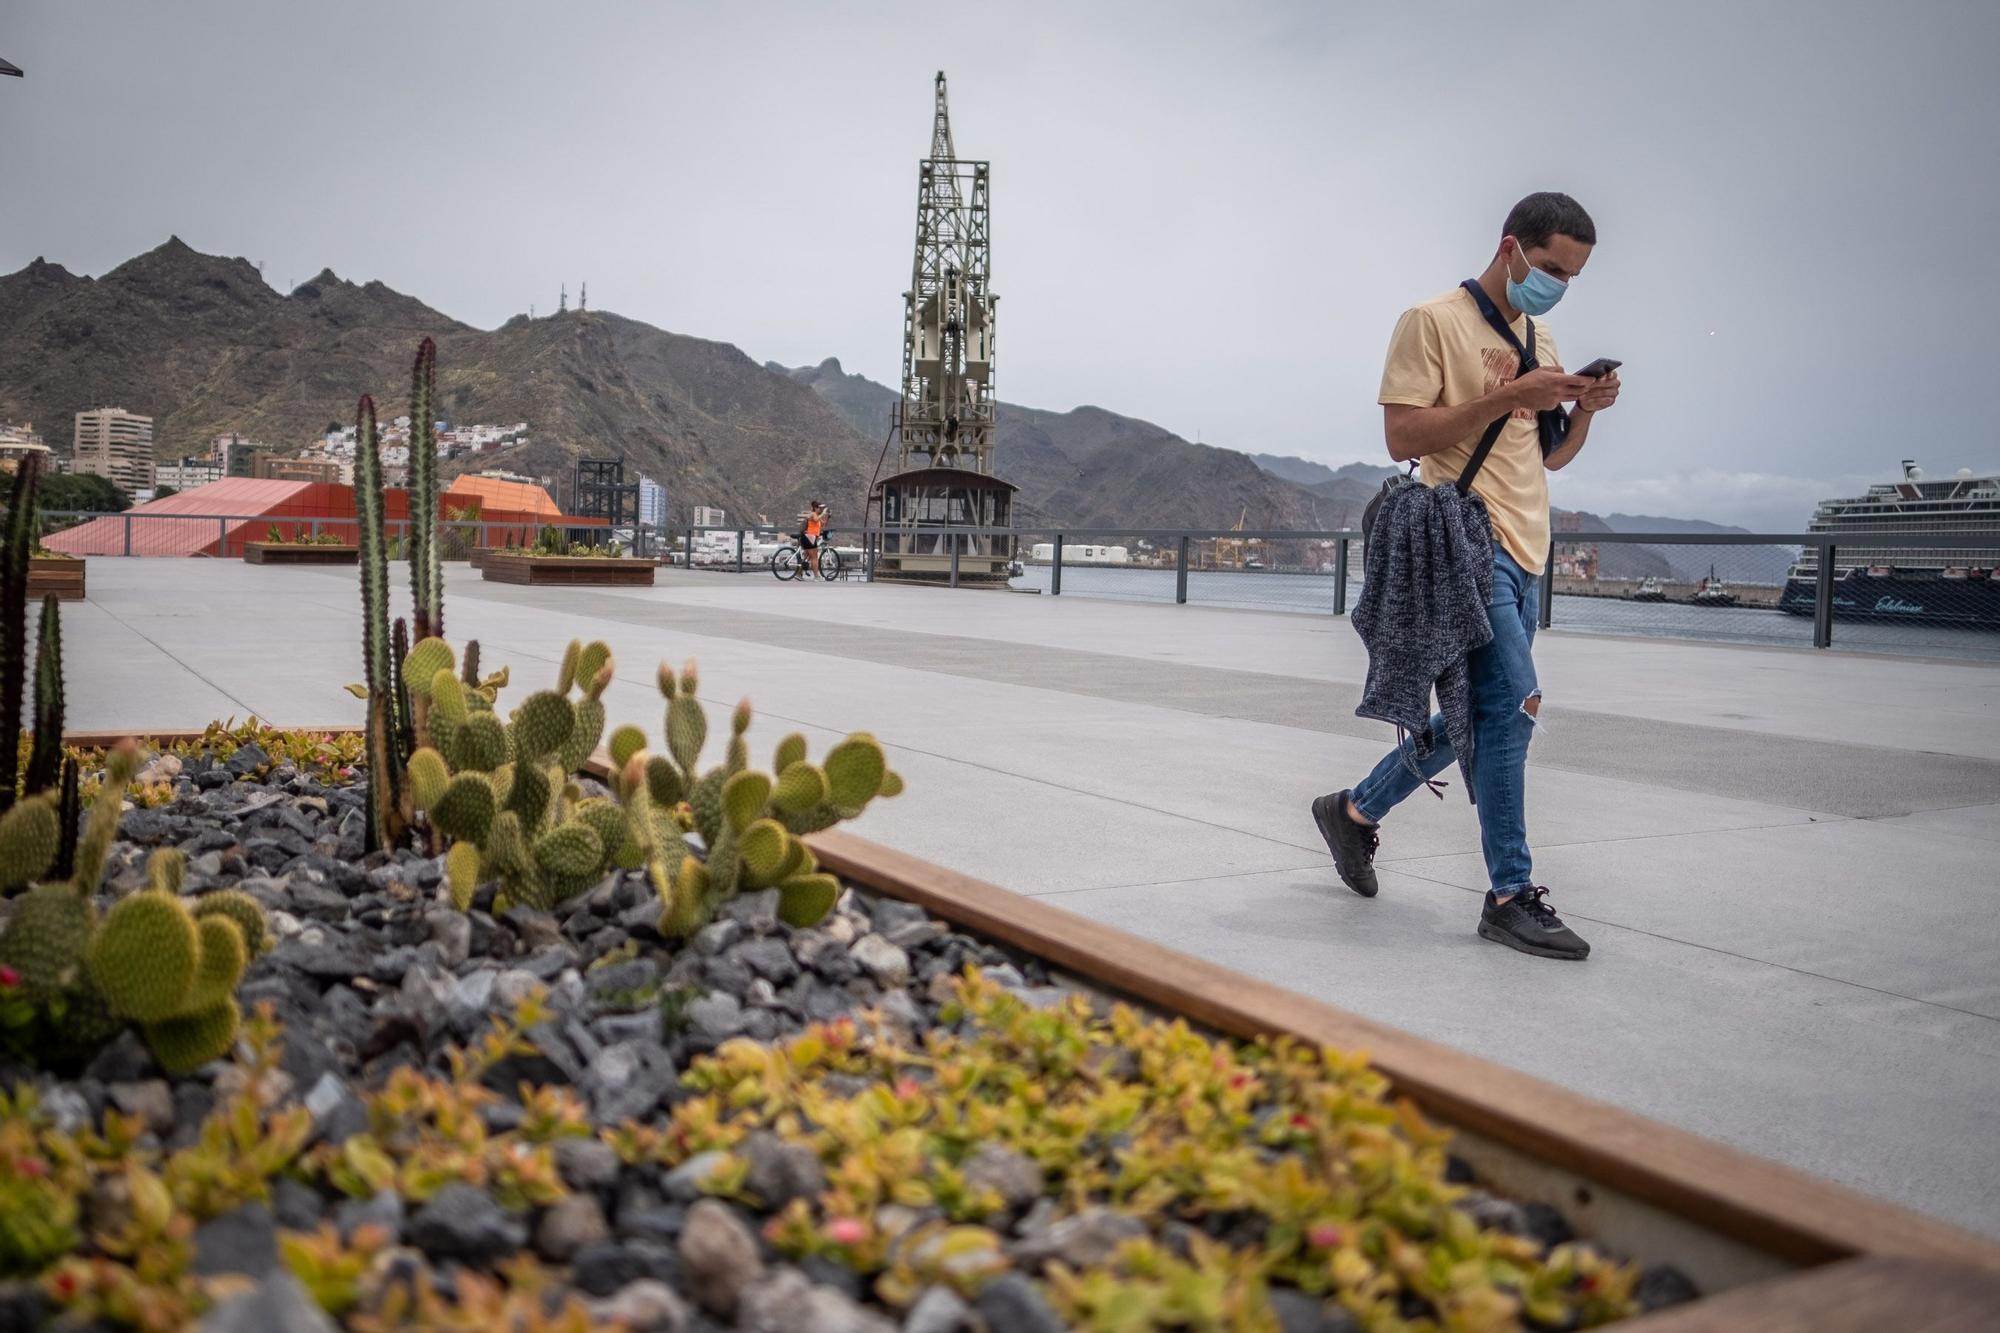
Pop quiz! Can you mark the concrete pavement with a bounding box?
[54,558,2000,1236]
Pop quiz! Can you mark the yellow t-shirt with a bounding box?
[1377,287,1558,575]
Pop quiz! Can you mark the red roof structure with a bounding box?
[43,476,586,558]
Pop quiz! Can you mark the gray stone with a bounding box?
[425,910,471,967]
[270,1177,325,1232]
[584,1039,679,1123]
[739,1131,826,1209]
[589,1278,690,1333]
[0,1278,49,1330]
[503,906,565,951]
[1009,1207,1147,1271]
[902,1285,974,1333]
[865,896,931,937]
[702,954,753,995]
[692,919,742,956]
[84,1031,154,1084]
[685,991,747,1046]
[735,937,800,985]
[303,1072,369,1146]
[1268,1287,1362,1333]
[662,1150,731,1202]
[521,943,579,981]
[554,1137,623,1191]
[406,1183,527,1264]
[723,888,780,932]
[961,1143,1043,1210]
[492,967,544,1008]
[572,1239,684,1297]
[848,934,910,987]
[594,1007,666,1047]
[883,919,947,952]
[972,1274,1067,1333]
[535,1193,612,1262]
[197,1272,338,1333]
[335,1191,405,1243]
[739,1267,893,1333]
[39,1085,90,1134]
[106,1080,175,1137]
[192,1203,279,1277]
[677,1199,763,1316]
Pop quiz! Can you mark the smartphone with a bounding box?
[1575,357,1622,379]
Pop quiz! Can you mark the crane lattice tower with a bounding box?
[898,71,996,472]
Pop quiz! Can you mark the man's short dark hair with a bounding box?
[1504,192,1595,249]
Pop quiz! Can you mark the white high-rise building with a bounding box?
[691,505,726,529]
[638,475,669,530]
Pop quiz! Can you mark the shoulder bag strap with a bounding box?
[1458,278,1568,462]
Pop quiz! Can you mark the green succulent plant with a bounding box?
[402,636,622,914]
[0,782,268,1076]
[621,660,901,939]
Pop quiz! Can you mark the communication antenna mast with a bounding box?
[559,283,568,314]
[580,281,587,312]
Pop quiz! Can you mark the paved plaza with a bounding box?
[57,558,2000,1237]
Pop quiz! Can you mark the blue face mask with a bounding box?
[1505,243,1567,316]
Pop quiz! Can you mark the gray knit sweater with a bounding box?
[1351,480,1495,800]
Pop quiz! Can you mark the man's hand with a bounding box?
[1507,366,1592,413]
[1575,369,1620,413]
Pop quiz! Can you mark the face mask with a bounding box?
[1505,243,1567,316]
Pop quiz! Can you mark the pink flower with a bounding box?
[1289,1112,1312,1130]
[825,1216,868,1246]
[1308,1224,1343,1249]
[0,965,18,988]
[14,1156,48,1179]
[894,1078,921,1101]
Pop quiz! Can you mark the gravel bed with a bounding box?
[0,757,1699,1330]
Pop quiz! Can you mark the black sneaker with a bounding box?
[1311,790,1379,897]
[1478,887,1590,960]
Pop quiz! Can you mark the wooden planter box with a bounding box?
[469,546,500,570]
[482,554,656,587]
[27,555,84,601]
[53,724,2000,1328]
[243,542,360,566]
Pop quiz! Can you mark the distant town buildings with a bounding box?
[72,407,155,495]
[691,504,726,530]
[0,421,51,474]
[155,457,225,490]
[257,455,345,485]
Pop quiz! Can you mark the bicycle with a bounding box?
[771,531,843,582]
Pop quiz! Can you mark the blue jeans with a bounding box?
[1350,548,1542,897]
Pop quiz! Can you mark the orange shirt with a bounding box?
[805,513,825,538]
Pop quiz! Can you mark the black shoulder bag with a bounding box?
[1363,281,1570,542]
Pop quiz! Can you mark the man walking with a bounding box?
[1314,192,1620,959]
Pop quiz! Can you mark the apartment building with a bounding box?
[72,407,155,494]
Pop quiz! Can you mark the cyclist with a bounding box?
[798,500,828,581]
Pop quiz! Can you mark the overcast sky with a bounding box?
[4,0,1996,527]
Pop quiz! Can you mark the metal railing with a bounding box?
[849,524,2000,659]
[37,510,2000,658]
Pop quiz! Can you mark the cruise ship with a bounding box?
[1777,460,2000,628]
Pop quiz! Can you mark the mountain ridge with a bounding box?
[4,238,1337,529]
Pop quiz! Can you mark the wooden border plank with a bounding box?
[802,828,2000,1275]
[1615,1256,2000,1331]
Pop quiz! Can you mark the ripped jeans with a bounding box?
[1350,548,1541,897]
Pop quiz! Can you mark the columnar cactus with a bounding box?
[407,337,444,642]
[0,454,47,814]
[354,393,406,853]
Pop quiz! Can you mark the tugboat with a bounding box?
[1778,461,2000,628]
[1629,574,1667,602]
[1689,565,1738,608]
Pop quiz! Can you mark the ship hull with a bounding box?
[1778,571,2000,628]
